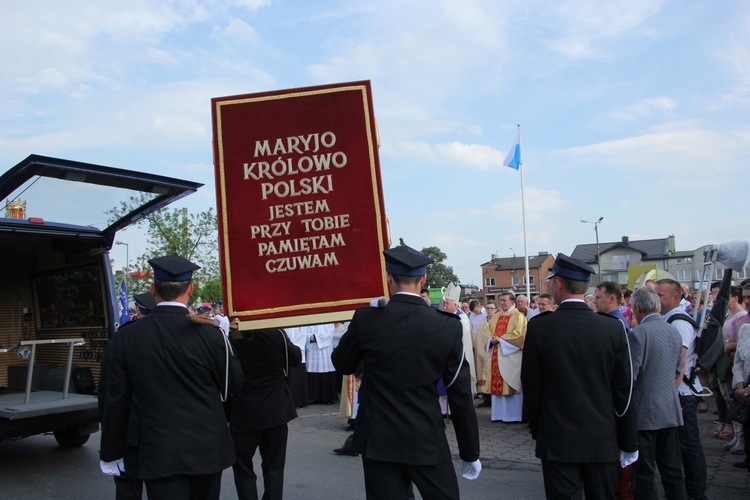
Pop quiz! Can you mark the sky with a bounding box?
[1,0,749,287]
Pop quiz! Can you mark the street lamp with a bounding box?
[115,241,129,278]
[580,217,603,284]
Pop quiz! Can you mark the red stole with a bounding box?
[490,315,511,395]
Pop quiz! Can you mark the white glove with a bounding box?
[100,458,125,476]
[461,459,482,480]
[369,297,388,307]
[619,450,638,468]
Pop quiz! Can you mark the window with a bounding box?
[512,276,520,286]
[485,277,495,287]
[676,257,692,264]
[602,274,618,282]
[715,268,725,280]
[36,265,106,329]
[739,268,750,280]
[677,270,692,282]
[611,254,630,270]
[523,275,535,285]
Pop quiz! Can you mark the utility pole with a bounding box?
[580,217,603,284]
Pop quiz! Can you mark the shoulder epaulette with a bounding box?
[186,314,221,328]
[596,312,619,321]
[437,309,461,320]
[529,310,552,321]
[116,318,137,332]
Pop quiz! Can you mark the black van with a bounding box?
[0,155,201,446]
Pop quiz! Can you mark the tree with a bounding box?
[196,276,223,305]
[420,246,459,289]
[107,193,220,302]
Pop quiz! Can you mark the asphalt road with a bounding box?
[0,407,544,499]
[2,400,749,499]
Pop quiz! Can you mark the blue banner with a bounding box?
[118,277,130,326]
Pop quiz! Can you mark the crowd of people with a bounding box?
[438,263,750,499]
[97,250,750,500]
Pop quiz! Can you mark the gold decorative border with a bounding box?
[214,83,388,318]
[235,310,355,331]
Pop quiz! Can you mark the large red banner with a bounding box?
[212,81,389,329]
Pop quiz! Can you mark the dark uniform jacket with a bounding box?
[521,301,638,463]
[331,293,480,465]
[100,305,243,479]
[98,319,140,448]
[229,329,301,433]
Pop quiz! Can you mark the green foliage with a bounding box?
[107,194,220,298]
[196,277,223,304]
[420,245,459,289]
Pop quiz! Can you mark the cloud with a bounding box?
[554,123,745,179]
[221,18,260,42]
[146,48,180,66]
[715,12,750,109]
[542,0,666,59]
[422,186,567,235]
[434,143,502,170]
[0,1,214,96]
[306,0,512,126]
[486,187,568,225]
[1,1,748,286]
[16,67,69,94]
[152,113,205,138]
[385,141,502,171]
[226,0,272,9]
[396,186,569,284]
[98,4,190,44]
[610,97,677,121]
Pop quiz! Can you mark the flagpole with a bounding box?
[517,124,531,300]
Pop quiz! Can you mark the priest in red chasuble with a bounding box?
[486,291,527,422]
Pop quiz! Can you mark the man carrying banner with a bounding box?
[100,255,243,500]
[332,245,480,499]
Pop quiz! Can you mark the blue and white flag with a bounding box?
[503,140,521,170]
[118,277,130,326]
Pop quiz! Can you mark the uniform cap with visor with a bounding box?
[546,253,595,282]
[383,245,434,277]
[148,254,200,282]
[134,292,156,315]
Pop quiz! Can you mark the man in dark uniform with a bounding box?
[98,291,157,500]
[229,328,301,500]
[332,245,481,500]
[133,292,157,320]
[521,254,638,499]
[99,255,243,500]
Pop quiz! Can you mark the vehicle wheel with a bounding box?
[53,427,90,448]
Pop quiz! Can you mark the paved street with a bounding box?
[292,399,750,499]
[0,398,748,498]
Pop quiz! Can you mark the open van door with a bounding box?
[0,154,202,446]
[0,154,202,248]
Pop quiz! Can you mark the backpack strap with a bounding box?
[666,312,699,330]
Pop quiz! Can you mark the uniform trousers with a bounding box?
[362,456,459,500]
[232,424,289,500]
[632,427,686,500]
[114,445,143,500]
[144,472,222,500]
[541,460,618,500]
